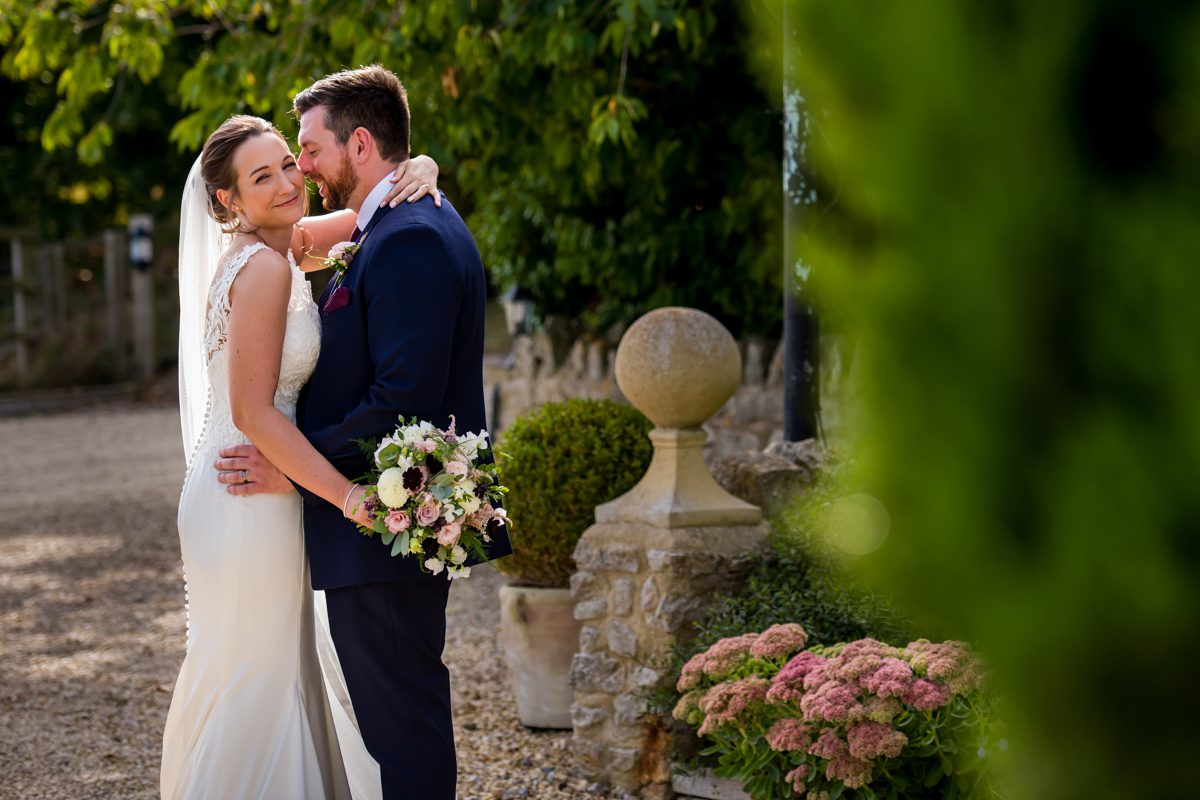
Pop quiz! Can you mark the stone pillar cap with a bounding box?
[615,307,741,430]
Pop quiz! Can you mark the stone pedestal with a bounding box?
[570,522,766,792]
[568,308,770,796]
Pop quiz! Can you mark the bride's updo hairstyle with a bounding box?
[200,115,288,234]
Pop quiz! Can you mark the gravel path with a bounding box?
[0,403,610,800]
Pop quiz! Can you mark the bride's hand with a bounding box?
[343,485,376,528]
[381,154,442,209]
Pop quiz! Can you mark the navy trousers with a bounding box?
[325,580,456,799]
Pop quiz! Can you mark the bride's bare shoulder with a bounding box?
[217,237,286,274]
[225,240,291,303]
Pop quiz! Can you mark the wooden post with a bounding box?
[130,266,155,382]
[128,214,156,383]
[51,243,67,329]
[103,229,127,380]
[38,243,55,339]
[11,238,29,387]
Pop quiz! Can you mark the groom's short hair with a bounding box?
[294,65,410,162]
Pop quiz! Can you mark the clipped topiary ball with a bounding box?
[496,398,653,587]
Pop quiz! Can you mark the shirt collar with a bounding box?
[356,172,396,232]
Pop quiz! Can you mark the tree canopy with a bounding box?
[1,0,784,336]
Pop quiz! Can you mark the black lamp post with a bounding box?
[782,5,819,442]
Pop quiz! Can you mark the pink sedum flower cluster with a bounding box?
[800,679,863,723]
[784,764,810,794]
[766,718,813,753]
[749,623,809,660]
[677,622,988,796]
[696,677,771,736]
[766,650,826,704]
[905,638,985,694]
[846,721,907,760]
[825,753,873,789]
[905,678,953,711]
[672,690,703,725]
[677,632,760,690]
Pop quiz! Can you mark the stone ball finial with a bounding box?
[614,307,741,429]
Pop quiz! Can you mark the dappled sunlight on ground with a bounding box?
[0,403,609,799]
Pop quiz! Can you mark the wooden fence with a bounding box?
[0,229,172,391]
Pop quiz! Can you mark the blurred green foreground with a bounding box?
[768,0,1200,797]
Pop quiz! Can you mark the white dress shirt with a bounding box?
[356,172,397,233]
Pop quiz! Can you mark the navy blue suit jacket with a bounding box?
[296,193,513,590]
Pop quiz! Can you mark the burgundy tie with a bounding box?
[350,225,363,243]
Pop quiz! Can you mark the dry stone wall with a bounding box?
[485,333,855,457]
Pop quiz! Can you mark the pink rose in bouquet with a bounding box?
[416,495,441,527]
[436,518,463,547]
[384,509,411,534]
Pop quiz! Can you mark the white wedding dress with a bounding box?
[162,242,358,799]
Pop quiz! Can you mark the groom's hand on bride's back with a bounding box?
[214,445,294,495]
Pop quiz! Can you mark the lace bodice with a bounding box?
[190,242,321,461]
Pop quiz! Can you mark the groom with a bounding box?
[218,65,511,798]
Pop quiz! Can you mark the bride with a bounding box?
[163,114,439,799]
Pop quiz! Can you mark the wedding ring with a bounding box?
[240,469,248,483]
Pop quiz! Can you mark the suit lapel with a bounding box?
[317,204,395,316]
[354,203,393,252]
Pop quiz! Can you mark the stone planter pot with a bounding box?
[498,584,582,729]
[672,769,752,800]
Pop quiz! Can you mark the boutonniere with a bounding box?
[323,241,361,275]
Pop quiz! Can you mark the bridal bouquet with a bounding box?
[352,416,509,579]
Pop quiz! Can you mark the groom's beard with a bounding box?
[314,152,357,211]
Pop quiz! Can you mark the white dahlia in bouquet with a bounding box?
[352,416,510,579]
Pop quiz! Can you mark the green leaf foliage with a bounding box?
[692,459,912,655]
[652,462,912,730]
[695,544,911,657]
[495,398,653,587]
[1,0,784,335]
[759,0,1200,796]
